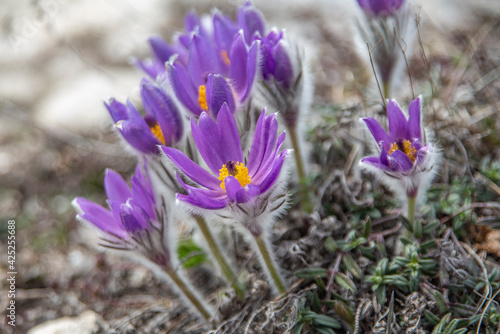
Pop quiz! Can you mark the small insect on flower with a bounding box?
[360,96,439,205]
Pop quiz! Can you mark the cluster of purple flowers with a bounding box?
[73,0,440,325]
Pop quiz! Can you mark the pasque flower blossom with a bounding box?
[355,0,414,100]
[360,96,439,227]
[163,103,289,294]
[105,78,183,155]
[73,165,165,262]
[254,28,313,179]
[72,165,214,320]
[162,104,288,234]
[166,31,259,118]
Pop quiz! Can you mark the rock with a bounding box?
[27,310,100,334]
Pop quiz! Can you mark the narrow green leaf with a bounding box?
[292,322,304,334]
[313,314,342,328]
[296,268,328,279]
[342,253,362,278]
[335,273,357,293]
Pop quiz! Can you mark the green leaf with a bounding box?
[363,217,372,238]
[424,309,441,325]
[443,319,459,334]
[376,286,386,305]
[315,326,336,334]
[177,238,207,268]
[312,314,342,328]
[335,273,357,293]
[292,321,304,334]
[342,254,362,278]
[325,237,338,252]
[432,313,451,334]
[296,268,328,279]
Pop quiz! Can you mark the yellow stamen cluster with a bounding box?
[387,140,417,163]
[220,50,231,66]
[218,162,251,190]
[149,122,166,145]
[198,85,208,110]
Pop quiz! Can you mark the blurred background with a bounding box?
[1,0,499,332]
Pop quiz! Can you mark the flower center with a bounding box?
[149,122,166,145]
[220,50,231,66]
[198,85,208,110]
[218,161,251,190]
[388,139,417,163]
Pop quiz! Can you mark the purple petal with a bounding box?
[74,197,126,238]
[253,131,286,183]
[184,10,202,34]
[387,100,408,140]
[149,36,177,64]
[407,96,422,142]
[177,191,227,210]
[175,172,225,199]
[134,58,164,79]
[238,1,266,43]
[104,169,132,204]
[248,110,278,176]
[361,156,391,171]
[140,78,183,144]
[162,146,221,189]
[206,74,236,117]
[388,149,413,172]
[224,176,242,202]
[167,62,203,116]
[217,103,243,163]
[363,117,392,150]
[131,174,156,220]
[229,32,249,99]
[190,114,225,174]
[116,119,161,154]
[258,150,287,194]
[236,184,261,203]
[242,40,259,102]
[188,34,220,86]
[273,40,294,89]
[213,12,238,54]
[105,98,128,123]
[120,199,150,233]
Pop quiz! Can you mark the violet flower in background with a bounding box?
[254,29,313,180]
[360,96,439,234]
[357,0,404,16]
[105,78,183,155]
[354,0,415,100]
[72,165,214,321]
[165,31,259,118]
[162,104,290,294]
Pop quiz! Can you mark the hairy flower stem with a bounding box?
[407,195,421,238]
[165,266,213,321]
[287,126,306,180]
[254,235,287,294]
[383,80,390,100]
[194,216,244,299]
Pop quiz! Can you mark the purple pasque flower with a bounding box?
[357,0,405,16]
[106,78,183,155]
[162,103,289,236]
[73,165,169,265]
[237,1,266,44]
[360,96,439,200]
[166,31,259,118]
[259,29,295,90]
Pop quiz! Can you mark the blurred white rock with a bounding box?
[27,310,100,334]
